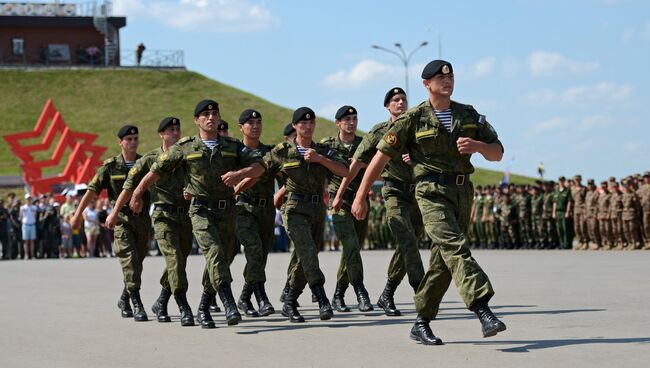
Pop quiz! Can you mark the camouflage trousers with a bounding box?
[622,218,641,248]
[113,213,151,292]
[282,199,327,291]
[644,213,650,246]
[587,217,601,247]
[381,188,424,287]
[518,216,533,245]
[598,218,612,248]
[152,208,193,295]
[188,203,234,293]
[413,181,494,320]
[541,218,556,247]
[574,212,588,244]
[484,219,497,246]
[332,206,368,286]
[610,216,623,248]
[235,203,275,284]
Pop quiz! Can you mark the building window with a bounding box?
[12,38,24,55]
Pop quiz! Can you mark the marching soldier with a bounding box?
[129,100,265,328]
[323,105,373,313]
[71,125,151,322]
[107,117,194,326]
[265,107,349,323]
[340,87,425,317]
[352,60,507,345]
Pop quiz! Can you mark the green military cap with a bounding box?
[421,59,453,79]
[283,123,296,137]
[335,105,357,120]
[238,109,262,124]
[608,176,616,182]
[217,120,229,131]
[158,117,180,132]
[292,107,315,124]
[383,87,406,106]
[117,124,138,139]
[194,99,219,116]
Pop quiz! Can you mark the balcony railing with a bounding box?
[120,49,185,68]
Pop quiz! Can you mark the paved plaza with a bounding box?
[1,249,649,367]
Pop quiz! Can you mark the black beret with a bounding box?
[283,123,295,137]
[117,124,138,139]
[194,99,219,117]
[158,116,180,132]
[239,109,262,124]
[335,105,357,120]
[383,87,406,106]
[292,107,315,124]
[217,121,229,131]
[421,59,453,79]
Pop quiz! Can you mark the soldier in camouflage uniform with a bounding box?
[265,107,349,323]
[597,181,612,250]
[469,186,483,248]
[608,179,624,250]
[620,179,642,249]
[553,176,573,250]
[482,186,497,248]
[542,181,557,249]
[352,60,506,345]
[107,117,194,326]
[129,100,265,328]
[515,185,532,248]
[497,193,517,248]
[340,87,425,317]
[232,109,277,317]
[585,179,601,250]
[71,125,151,322]
[530,185,544,248]
[571,175,588,250]
[321,105,373,313]
[639,172,650,249]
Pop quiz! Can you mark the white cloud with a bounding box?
[531,117,569,133]
[323,59,401,88]
[528,51,599,77]
[524,82,633,106]
[531,114,619,134]
[113,0,273,32]
[468,57,496,78]
[624,141,642,153]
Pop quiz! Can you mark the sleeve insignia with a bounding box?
[385,132,398,146]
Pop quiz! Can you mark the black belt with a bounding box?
[154,204,188,214]
[285,193,322,204]
[237,195,271,208]
[383,180,416,193]
[418,173,469,186]
[191,197,233,210]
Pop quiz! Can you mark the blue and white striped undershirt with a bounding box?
[434,108,453,132]
[297,145,307,156]
[125,161,135,169]
[202,139,218,150]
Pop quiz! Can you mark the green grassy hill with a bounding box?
[0,68,534,186]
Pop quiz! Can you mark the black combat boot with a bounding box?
[237,283,259,317]
[472,299,507,337]
[117,288,133,318]
[219,284,242,326]
[196,292,216,329]
[129,290,148,322]
[209,294,221,313]
[280,279,299,307]
[174,293,195,327]
[311,284,334,320]
[252,282,275,317]
[331,283,351,312]
[281,287,304,323]
[377,279,401,316]
[151,288,172,323]
[352,281,374,312]
[409,314,443,345]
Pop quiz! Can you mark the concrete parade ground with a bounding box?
[1,249,649,368]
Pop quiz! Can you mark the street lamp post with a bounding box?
[371,41,428,96]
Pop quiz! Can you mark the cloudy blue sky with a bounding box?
[58,1,650,180]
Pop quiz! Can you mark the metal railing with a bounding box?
[120,49,185,68]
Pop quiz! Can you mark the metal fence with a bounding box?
[120,49,185,68]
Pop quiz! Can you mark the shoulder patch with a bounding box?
[103,157,115,165]
[178,136,193,145]
[128,167,138,177]
[384,132,398,146]
[158,152,169,162]
[478,115,487,124]
[275,142,289,150]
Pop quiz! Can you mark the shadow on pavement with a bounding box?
[450,337,650,352]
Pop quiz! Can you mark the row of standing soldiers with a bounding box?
[467,173,650,250]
